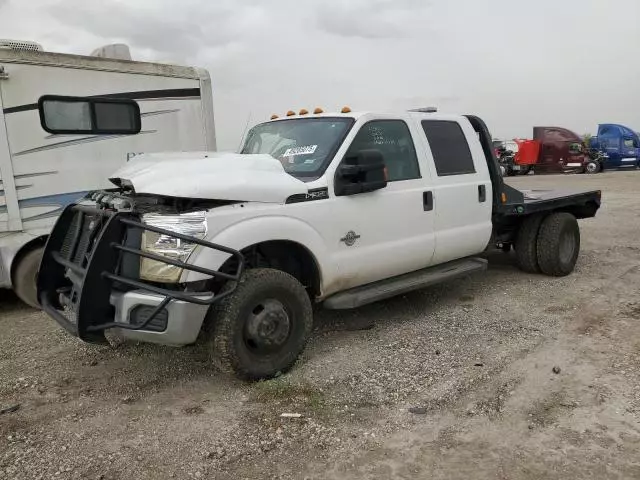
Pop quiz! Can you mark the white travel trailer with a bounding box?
[0,40,215,307]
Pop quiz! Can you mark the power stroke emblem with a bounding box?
[340,231,361,247]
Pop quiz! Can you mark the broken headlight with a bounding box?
[139,211,208,283]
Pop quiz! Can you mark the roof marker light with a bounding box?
[313,107,324,114]
[299,109,309,115]
[286,110,296,117]
[341,106,352,113]
[270,114,279,120]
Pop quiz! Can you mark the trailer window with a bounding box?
[421,120,476,176]
[38,95,141,135]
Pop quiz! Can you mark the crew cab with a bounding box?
[37,106,602,380]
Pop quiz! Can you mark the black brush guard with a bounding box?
[37,203,244,344]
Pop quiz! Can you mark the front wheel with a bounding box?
[584,160,601,174]
[208,268,313,380]
[13,246,44,309]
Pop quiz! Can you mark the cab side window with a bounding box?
[345,120,420,181]
[421,120,475,176]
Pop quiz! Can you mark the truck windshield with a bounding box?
[241,117,354,178]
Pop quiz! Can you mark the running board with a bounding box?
[323,257,488,310]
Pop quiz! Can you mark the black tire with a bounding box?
[515,214,546,273]
[536,213,580,277]
[584,161,601,174]
[12,247,44,309]
[208,268,313,380]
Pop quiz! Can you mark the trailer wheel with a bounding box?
[12,246,44,309]
[208,268,313,380]
[536,213,580,277]
[515,214,545,273]
[584,160,601,174]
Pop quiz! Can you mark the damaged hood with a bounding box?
[109,152,309,203]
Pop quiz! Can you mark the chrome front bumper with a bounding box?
[110,290,210,346]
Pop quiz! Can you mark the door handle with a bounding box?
[478,185,486,203]
[423,191,433,211]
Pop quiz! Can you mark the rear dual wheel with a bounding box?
[536,213,580,276]
[515,213,580,277]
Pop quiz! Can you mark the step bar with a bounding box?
[323,257,488,310]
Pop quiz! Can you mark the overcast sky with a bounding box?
[2,0,639,150]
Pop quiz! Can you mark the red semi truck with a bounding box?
[503,127,595,175]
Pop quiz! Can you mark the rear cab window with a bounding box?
[420,120,476,176]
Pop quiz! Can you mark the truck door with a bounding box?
[327,118,436,290]
[419,119,493,265]
[598,126,622,167]
[621,136,639,166]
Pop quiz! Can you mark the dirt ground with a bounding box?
[1,171,640,480]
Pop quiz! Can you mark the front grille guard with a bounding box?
[37,203,244,342]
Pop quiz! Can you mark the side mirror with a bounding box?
[38,95,141,135]
[335,149,387,197]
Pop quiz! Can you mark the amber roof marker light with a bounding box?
[341,106,352,113]
[286,110,296,117]
[313,107,324,114]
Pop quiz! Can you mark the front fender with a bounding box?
[181,216,332,288]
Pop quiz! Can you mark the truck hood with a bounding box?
[109,152,309,203]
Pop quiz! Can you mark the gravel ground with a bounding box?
[1,171,640,479]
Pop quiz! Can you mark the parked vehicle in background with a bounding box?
[529,127,590,174]
[588,124,640,170]
[494,140,523,176]
[582,149,608,174]
[36,105,601,380]
[0,39,215,307]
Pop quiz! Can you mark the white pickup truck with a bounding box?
[37,105,601,380]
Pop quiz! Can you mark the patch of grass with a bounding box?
[252,378,325,412]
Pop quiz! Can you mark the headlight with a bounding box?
[139,211,207,283]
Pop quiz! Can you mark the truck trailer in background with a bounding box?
[0,40,215,307]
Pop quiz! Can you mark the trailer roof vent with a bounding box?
[0,39,43,52]
[90,44,132,60]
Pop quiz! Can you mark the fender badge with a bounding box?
[340,231,360,247]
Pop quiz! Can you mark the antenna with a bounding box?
[237,112,253,152]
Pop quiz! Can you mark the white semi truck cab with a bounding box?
[37,106,602,380]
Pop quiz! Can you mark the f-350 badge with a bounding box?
[340,231,360,247]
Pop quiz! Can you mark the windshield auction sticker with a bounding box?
[283,145,318,156]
